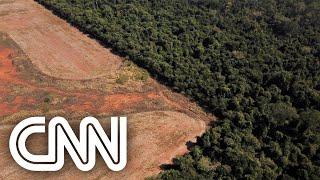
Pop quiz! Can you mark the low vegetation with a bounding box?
[36,0,320,179]
[116,60,150,84]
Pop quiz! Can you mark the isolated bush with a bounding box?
[116,74,129,85]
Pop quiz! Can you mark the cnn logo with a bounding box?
[9,117,127,171]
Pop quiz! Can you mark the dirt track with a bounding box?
[0,0,213,179]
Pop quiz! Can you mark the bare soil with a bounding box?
[0,0,214,179]
[0,0,122,80]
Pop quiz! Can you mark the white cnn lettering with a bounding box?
[9,116,127,171]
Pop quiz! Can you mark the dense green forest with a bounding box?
[36,0,319,179]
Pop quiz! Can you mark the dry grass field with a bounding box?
[0,0,213,179]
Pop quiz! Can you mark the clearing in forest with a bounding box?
[0,0,213,179]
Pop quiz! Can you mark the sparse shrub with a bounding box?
[42,103,50,113]
[116,74,129,85]
[134,69,149,82]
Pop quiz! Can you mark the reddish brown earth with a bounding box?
[0,0,122,80]
[0,39,211,180]
[0,45,207,119]
[0,0,214,179]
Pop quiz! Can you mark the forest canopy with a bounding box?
[36,0,320,179]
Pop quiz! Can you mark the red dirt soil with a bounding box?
[0,46,19,116]
[0,33,212,180]
[0,45,211,180]
[0,47,201,118]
